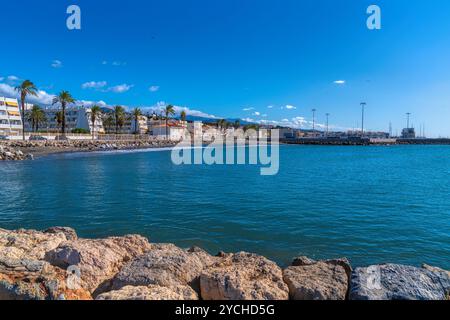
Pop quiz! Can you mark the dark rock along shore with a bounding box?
[0,227,449,300]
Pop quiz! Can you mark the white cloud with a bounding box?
[101,61,108,65]
[7,75,19,82]
[285,105,296,110]
[81,81,108,89]
[141,101,219,119]
[51,60,63,68]
[112,61,126,66]
[334,80,346,85]
[0,83,54,105]
[149,85,160,92]
[108,84,134,93]
[253,111,261,116]
[267,105,273,109]
[243,107,254,111]
[76,100,108,108]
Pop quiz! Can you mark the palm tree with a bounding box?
[27,105,47,132]
[113,105,125,134]
[180,110,187,122]
[15,80,38,140]
[234,120,241,129]
[132,108,142,135]
[52,91,75,136]
[90,105,102,140]
[164,105,175,140]
[55,111,63,132]
[103,114,115,133]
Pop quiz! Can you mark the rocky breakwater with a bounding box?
[0,145,33,161]
[0,227,449,300]
[0,139,177,161]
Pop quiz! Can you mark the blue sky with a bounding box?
[1,0,450,136]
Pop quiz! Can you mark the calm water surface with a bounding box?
[0,145,449,268]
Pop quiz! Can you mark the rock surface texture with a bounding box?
[283,258,351,300]
[1,227,449,300]
[350,264,450,300]
[96,285,198,300]
[199,252,289,300]
[44,235,152,294]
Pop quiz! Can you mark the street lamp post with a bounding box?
[360,102,366,137]
[406,113,411,129]
[326,113,330,137]
[312,109,317,133]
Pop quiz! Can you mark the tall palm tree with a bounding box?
[55,111,63,132]
[113,105,125,134]
[27,105,47,132]
[103,114,115,133]
[234,120,241,129]
[132,108,142,135]
[164,105,175,140]
[52,91,75,136]
[90,105,102,140]
[180,110,187,122]
[15,80,38,140]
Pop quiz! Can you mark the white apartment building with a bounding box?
[130,115,149,134]
[41,107,105,134]
[0,97,23,135]
[151,124,188,141]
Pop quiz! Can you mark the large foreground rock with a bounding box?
[283,258,351,300]
[200,252,289,300]
[0,228,75,261]
[111,244,216,292]
[350,264,450,300]
[96,285,198,300]
[0,257,90,300]
[45,235,152,294]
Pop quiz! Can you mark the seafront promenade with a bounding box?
[281,137,450,146]
[0,227,449,300]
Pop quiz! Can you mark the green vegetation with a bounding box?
[52,91,75,136]
[15,80,38,140]
[165,105,175,139]
[180,110,187,122]
[27,105,47,132]
[71,128,90,134]
[90,105,102,140]
[132,108,142,134]
[114,105,126,134]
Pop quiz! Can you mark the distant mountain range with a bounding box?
[184,115,255,125]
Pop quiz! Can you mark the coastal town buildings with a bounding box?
[130,115,149,134]
[151,124,187,140]
[38,107,105,134]
[401,128,416,139]
[0,97,23,136]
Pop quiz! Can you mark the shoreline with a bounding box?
[0,140,179,161]
[0,226,449,300]
[2,139,450,162]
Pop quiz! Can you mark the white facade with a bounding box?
[151,125,187,141]
[40,107,105,134]
[0,97,23,135]
[187,122,203,140]
[130,115,149,134]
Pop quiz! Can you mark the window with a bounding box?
[0,119,9,125]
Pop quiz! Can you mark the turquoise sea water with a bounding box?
[0,145,449,268]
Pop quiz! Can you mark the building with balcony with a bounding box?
[0,97,23,135]
[38,107,105,134]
